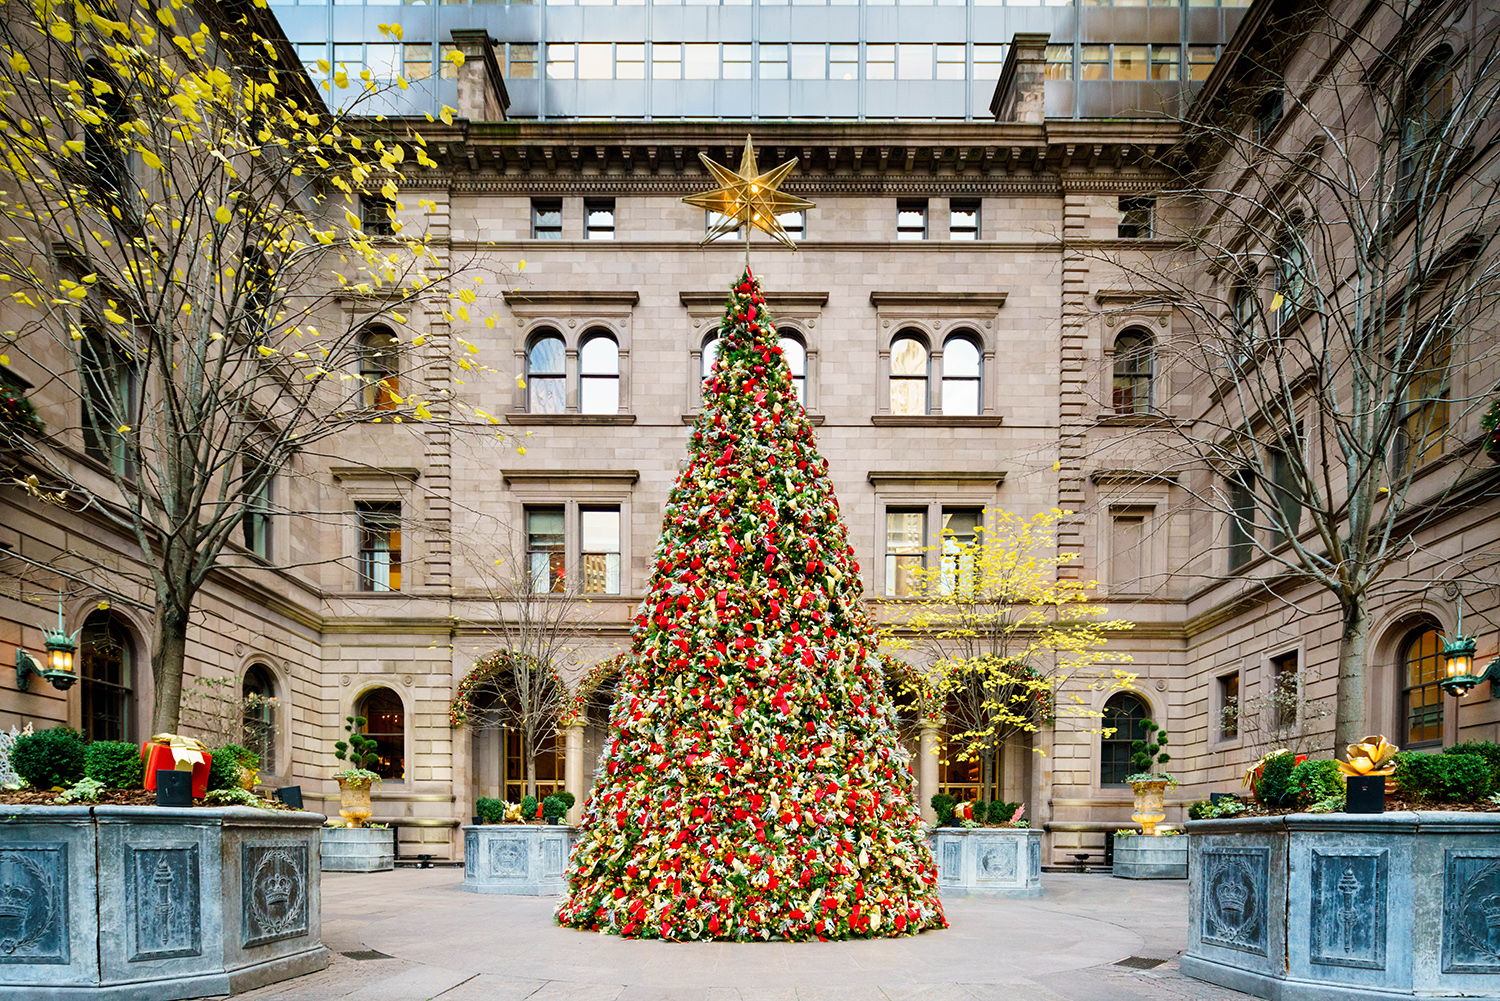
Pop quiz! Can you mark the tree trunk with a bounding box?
[150,604,190,734]
[980,749,993,804]
[1334,597,1371,757]
[526,748,537,803]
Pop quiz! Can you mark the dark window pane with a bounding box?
[359,688,405,779]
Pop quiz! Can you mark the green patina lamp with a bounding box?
[1438,600,1497,698]
[15,597,79,692]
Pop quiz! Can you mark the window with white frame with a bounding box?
[580,333,620,414]
[779,334,806,405]
[527,333,566,414]
[357,501,402,592]
[527,506,566,594]
[580,507,622,594]
[940,334,981,415]
[889,335,929,415]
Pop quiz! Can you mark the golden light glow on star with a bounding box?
[682,136,816,251]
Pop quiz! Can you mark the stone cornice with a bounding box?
[679,291,829,312]
[870,291,1008,310]
[867,470,1007,487]
[328,466,422,482]
[501,469,641,486]
[501,290,640,310]
[1089,469,1182,485]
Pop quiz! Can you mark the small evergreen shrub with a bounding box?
[1188,800,1213,820]
[11,727,85,789]
[1395,751,1495,802]
[205,749,242,792]
[520,794,539,820]
[1290,759,1345,807]
[556,791,576,812]
[476,797,507,824]
[970,800,988,824]
[930,793,957,827]
[84,741,144,788]
[1444,741,1500,775]
[543,793,568,821]
[1254,751,1298,808]
[989,800,1021,825]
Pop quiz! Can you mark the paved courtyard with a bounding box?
[226,870,1255,1001]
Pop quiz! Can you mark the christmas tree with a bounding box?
[555,269,946,941]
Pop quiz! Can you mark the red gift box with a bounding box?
[141,742,212,800]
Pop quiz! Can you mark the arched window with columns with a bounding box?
[1400,624,1445,747]
[1100,692,1151,786]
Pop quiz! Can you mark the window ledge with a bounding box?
[1094,412,1174,428]
[871,415,1003,427]
[683,412,825,425]
[506,413,637,426]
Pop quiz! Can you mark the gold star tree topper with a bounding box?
[682,136,815,251]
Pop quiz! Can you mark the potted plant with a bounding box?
[1125,717,1175,836]
[332,715,382,828]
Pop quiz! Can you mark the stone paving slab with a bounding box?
[217,871,1257,1001]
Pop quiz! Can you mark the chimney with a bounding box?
[449,30,510,122]
[990,33,1050,123]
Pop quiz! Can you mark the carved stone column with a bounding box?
[918,722,941,823]
[564,724,585,825]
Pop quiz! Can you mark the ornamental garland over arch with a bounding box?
[559,652,630,726]
[449,649,552,728]
[450,650,629,729]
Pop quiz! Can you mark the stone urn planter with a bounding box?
[461,824,576,895]
[335,775,373,828]
[0,805,327,1000]
[1130,779,1170,836]
[1113,832,1188,879]
[320,826,393,872]
[1183,812,1500,1001]
[928,827,1043,898]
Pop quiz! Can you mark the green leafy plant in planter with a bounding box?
[476,797,507,824]
[520,794,539,822]
[207,744,260,793]
[333,716,383,828]
[930,793,958,828]
[1394,751,1495,802]
[54,777,107,804]
[0,380,43,438]
[11,727,85,789]
[542,792,574,824]
[83,741,144,789]
[1125,718,1175,836]
[1291,758,1346,809]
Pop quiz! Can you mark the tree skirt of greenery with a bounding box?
[555,271,946,942]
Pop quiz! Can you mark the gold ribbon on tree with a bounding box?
[148,733,208,770]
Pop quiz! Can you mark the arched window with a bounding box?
[1100,692,1151,786]
[1273,219,1307,326]
[527,332,565,414]
[1401,46,1455,199]
[579,333,619,414]
[359,327,399,411]
[81,611,133,742]
[1401,626,1445,746]
[357,688,406,780]
[941,334,981,415]
[83,59,130,198]
[1112,330,1153,415]
[242,664,277,773]
[889,334,929,416]
[1231,273,1258,349]
[701,334,720,383]
[779,333,806,404]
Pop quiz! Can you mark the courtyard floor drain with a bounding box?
[342,950,394,961]
[1114,957,1166,970]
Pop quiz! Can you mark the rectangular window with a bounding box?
[897,43,933,80]
[684,43,718,79]
[791,44,826,80]
[297,42,327,84]
[242,468,272,559]
[577,42,612,79]
[1218,672,1240,740]
[1255,90,1285,142]
[885,509,926,597]
[935,44,966,81]
[1112,44,1148,81]
[1229,470,1255,571]
[584,198,615,240]
[508,44,538,80]
[973,44,1007,80]
[653,43,682,80]
[759,43,788,80]
[950,199,979,240]
[897,199,927,240]
[526,507,566,594]
[616,43,645,79]
[1188,46,1218,81]
[1044,44,1073,80]
[80,328,136,478]
[1397,340,1451,475]
[777,210,806,241]
[581,507,622,595]
[361,194,396,236]
[1118,196,1155,239]
[707,211,744,240]
[546,42,576,79]
[866,44,895,81]
[1270,443,1301,545]
[939,507,981,594]
[1110,512,1145,590]
[1150,44,1180,81]
[532,199,562,239]
[829,44,858,81]
[1270,651,1298,730]
[357,502,402,592]
[1080,45,1109,80]
[722,43,751,79]
[441,43,462,80]
[366,44,400,80]
[403,44,433,82]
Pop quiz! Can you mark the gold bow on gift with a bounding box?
[149,733,208,771]
[1336,735,1400,777]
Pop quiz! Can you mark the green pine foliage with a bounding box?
[930,794,957,827]
[1128,719,1170,778]
[205,750,242,792]
[989,801,1022,825]
[520,794,538,820]
[1395,751,1496,802]
[11,727,85,789]
[334,717,382,772]
[83,741,144,788]
[1254,751,1299,808]
[1289,759,1344,807]
[476,797,507,824]
[556,270,946,942]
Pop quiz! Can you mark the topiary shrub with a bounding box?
[83,741,144,788]
[520,794,539,821]
[543,793,568,821]
[476,796,507,824]
[930,793,957,827]
[1444,741,1500,775]
[556,791,576,813]
[1290,759,1345,807]
[205,749,242,792]
[1254,751,1298,808]
[989,800,1021,825]
[1395,751,1495,802]
[11,727,85,789]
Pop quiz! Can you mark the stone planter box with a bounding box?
[461,824,576,895]
[0,805,327,1000]
[1113,832,1188,879]
[929,827,1043,898]
[1184,812,1500,1001]
[320,826,393,872]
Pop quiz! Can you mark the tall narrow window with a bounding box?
[779,334,807,405]
[527,333,566,414]
[1110,512,1145,590]
[1117,196,1155,238]
[242,664,277,773]
[527,506,566,594]
[897,200,927,240]
[1401,626,1444,746]
[80,326,136,477]
[1100,693,1149,785]
[1229,470,1255,571]
[82,60,130,202]
[706,211,744,240]
[941,335,981,415]
[532,199,562,239]
[1218,673,1240,740]
[242,463,272,559]
[80,611,132,742]
[1273,223,1307,327]
[361,194,396,235]
[358,688,406,779]
[359,327,400,411]
[1112,330,1153,415]
[890,336,929,416]
[1270,651,1299,730]
[940,507,981,594]
[949,200,979,240]
[885,509,926,597]
[584,199,615,240]
[701,334,720,383]
[579,333,619,414]
[1269,442,1301,545]
[1254,90,1284,143]
[1396,337,1450,475]
[1044,44,1073,80]
[1400,47,1454,201]
[581,507,622,595]
[1231,274,1258,355]
[357,502,401,591]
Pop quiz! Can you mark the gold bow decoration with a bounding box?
[149,733,208,770]
[1336,735,1400,777]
